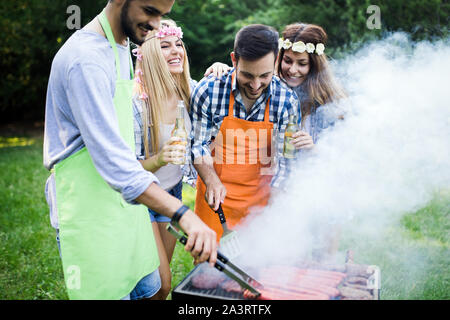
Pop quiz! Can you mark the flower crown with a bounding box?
[278,38,325,55]
[132,26,183,61]
[155,25,183,39]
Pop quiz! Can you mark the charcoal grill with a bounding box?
[172,258,381,300]
[169,224,380,301]
[172,263,249,300]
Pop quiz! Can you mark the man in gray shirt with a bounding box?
[44,0,217,299]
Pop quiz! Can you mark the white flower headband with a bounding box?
[278,38,325,55]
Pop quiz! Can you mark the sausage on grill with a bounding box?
[259,278,338,298]
[255,286,329,300]
[345,276,368,286]
[339,286,373,300]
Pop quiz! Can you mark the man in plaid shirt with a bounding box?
[190,24,299,240]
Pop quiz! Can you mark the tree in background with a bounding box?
[168,0,271,80]
[0,0,447,123]
[219,0,448,58]
[0,0,104,123]
[175,0,448,76]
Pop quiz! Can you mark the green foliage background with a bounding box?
[0,0,448,122]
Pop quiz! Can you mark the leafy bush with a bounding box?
[0,0,447,123]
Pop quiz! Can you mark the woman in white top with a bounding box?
[132,19,230,299]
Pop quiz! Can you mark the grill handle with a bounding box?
[216,204,226,223]
[215,204,231,233]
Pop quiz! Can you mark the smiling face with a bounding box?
[280,49,311,87]
[120,0,175,45]
[231,51,275,102]
[160,35,185,74]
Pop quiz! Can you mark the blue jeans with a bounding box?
[121,270,161,300]
[148,180,183,223]
[55,231,161,300]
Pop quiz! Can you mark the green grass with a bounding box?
[0,137,67,299]
[339,191,450,300]
[1,136,449,299]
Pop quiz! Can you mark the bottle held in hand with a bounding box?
[171,100,188,165]
[283,114,299,159]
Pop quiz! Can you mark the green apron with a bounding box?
[54,10,159,300]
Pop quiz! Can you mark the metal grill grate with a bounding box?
[172,262,381,300]
[172,264,245,300]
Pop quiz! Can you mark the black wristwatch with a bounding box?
[171,204,189,229]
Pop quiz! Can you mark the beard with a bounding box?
[241,83,266,101]
[244,87,260,99]
[120,0,152,45]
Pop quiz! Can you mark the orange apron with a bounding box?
[195,72,274,242]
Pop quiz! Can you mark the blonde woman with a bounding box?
[132,20,230,300]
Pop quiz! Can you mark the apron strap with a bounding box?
[263,96,271,124]
[229,71,271,123]
[228,71,237,119]
[128,42,134,79]
[98,9,134,80]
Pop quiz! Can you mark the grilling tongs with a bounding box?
[167,224,262,297]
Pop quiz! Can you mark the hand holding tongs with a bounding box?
[167,224,262,297]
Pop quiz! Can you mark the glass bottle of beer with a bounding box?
[171,100,188,165]
[283,114,299,159]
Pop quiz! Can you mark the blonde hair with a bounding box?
[276,23,346,126]
[135,19,191,158]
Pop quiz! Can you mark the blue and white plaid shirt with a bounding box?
[190,69,299,188]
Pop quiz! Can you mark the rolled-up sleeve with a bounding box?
[190,81,214,161]
[67,62,159,203]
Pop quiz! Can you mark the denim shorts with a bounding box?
[55,230,161,300]
[149,180,182,223]
[122,269,161,300]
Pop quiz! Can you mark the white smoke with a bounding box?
[235,33,450,270]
